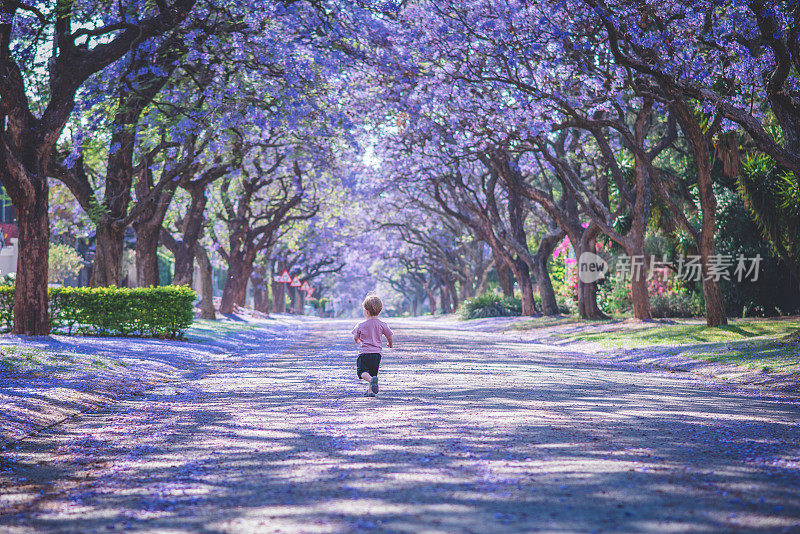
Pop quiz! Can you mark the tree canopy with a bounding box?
[1,0,798,331]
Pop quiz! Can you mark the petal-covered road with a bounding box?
[2,317,800,533]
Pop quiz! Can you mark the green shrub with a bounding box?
[555,295,575,315]
[0,285,13,332]
[459,292,522,320]
[49,243,83,284]
[597,277,632,315]
[308,297,328,310]
[0,285,195,338]
[649,291,704,318]
[715,184,800,316]
[532,292,572,315]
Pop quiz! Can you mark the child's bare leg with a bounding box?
[360,372,375,395]
[361,372,378,395]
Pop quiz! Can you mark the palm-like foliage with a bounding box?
[738,154,800,287]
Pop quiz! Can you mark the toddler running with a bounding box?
[352,294,393,397]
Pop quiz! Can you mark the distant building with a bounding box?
[0,187,17,276]
[0,186,213,293]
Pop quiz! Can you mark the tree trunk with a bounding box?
[91,222,125,287]
[496,259,514,297]
[697,170,728,327]
[446,280,459,311]
[271,260,287,313]
[576,227,609,319]
[235,264,252,308]
[475,260,493,296]
[519,274,537,316]
[253,278,265,311]
[627,246,652,321]
[701,274,726,324]
[0,136,52,335]
[134,221,160,287]
[532,229,563,316]
[171,182,210,286]
[272,280,286,313]
[630,274,651,321]
[458,279,472,302]
[439,285,451,314]
[13,196,50,335]
[88,104,141,288]
[629,145,653,322]
[532,258,558,316]
[504,175,539,316]
[220,255,252,315]
[672,97,728,326]
[252,266,270,313]
[577,279,603,319]
[518,271,538,317]
[171,246,194,287]
[196,245,216,320]
[162,230,193,287]
[132,152,181,288]
[425,283,437,315]
[507,259,537,316]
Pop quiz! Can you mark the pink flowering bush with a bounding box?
[550,244,577,304]
[648,277,704,318]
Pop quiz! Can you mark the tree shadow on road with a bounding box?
[1,323,799,532]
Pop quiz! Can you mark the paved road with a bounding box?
[2,318,800,533]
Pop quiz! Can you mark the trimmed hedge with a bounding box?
[0,285,196,338]
[459,292,523,320]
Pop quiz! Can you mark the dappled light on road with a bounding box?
[2,318,800,532]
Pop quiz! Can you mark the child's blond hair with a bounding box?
[363,294,383,316]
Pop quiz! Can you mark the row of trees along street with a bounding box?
[0,1,799,334]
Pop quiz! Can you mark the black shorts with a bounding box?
[357,353,381,377]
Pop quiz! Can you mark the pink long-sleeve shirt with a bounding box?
[352,317,393,354]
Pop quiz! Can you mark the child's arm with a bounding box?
[386,334,393,348]
[354,335,360,343]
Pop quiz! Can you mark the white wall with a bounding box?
[0,238,18,276]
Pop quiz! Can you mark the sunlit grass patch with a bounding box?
[189,318,258,333]
[562,319,800,349]
[0,346,46,373]
[186,318,258,342]
[508,316,599,330]
[685,339,800,373]
[91,357,111,369]
[0,345,120,377]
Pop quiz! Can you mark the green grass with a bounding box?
[680,339,800,374]
[509,316,800,374]
[0,345,120,376]
[189,318,258,334]
[92,358,110,369]
[561,319,800,349]
[509,316,600,330]
[186,318,260,344]
[0,347,45,372]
